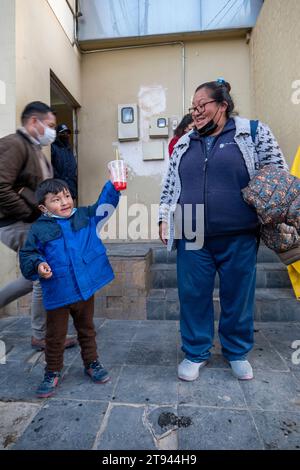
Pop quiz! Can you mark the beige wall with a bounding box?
[15,0,81,121]
[79,37,251,240]
[0,0,16,137]
[47,0,75,44]
[0,0,17,314]
[250,0,300,166]
[185,38,251,118]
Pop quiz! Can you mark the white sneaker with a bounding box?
[229,360,253,380]
[178,358,208,381]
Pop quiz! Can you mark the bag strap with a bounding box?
[250,119,259,144]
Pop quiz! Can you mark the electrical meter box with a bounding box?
[118,104,139,141]
[170,116,179,131]
[142,141,165,161]
[149,115,169,138]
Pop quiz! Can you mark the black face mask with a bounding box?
[196,119,218,137]
[59,135,70,146]
[196,107,220,137]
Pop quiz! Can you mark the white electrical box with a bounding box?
[149,115,169,138]
[142,141,165,161]
[118,104,139,141]
[170,116,179,131]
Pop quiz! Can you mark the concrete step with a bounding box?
[152,244,280,264]
[150,263,291,289]
[146,287,300,322]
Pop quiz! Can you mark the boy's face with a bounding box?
[39,189,74,218]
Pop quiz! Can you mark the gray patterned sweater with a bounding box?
[159,116,289,251]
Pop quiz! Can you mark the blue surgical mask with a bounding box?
[45,208,77,219]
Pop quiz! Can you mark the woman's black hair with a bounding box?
[174,113,194,137]
[36,178,71,205]
[195,80,234,118]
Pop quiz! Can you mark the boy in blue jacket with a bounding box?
[20,177,120,398]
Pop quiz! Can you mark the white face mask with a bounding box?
[36,120,56,146]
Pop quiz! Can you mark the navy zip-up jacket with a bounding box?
[19,181,119,310]
[51,140,77,198]
[178,118,259,237]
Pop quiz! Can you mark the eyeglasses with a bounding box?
[188,100,216,115]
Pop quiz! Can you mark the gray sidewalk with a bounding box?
[0,316,300,450]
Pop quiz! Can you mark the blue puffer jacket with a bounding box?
[19,181,119,310]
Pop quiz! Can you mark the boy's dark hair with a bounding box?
[21,101,54,125]
[36,179,71,205]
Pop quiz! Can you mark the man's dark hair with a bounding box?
[21,101,54,125]
[36,178,71,205]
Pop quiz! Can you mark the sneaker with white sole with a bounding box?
[229,360,253,380]
[178,358,208,381]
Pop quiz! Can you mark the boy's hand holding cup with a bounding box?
[108,149,127,191]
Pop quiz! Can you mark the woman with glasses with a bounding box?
[159,79,288,382]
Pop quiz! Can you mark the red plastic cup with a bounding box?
[108,159,127,191]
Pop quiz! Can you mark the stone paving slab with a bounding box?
[3,338,43,363]
[92,318,107,331]
[248,331,289,371]
[239,370,300,412]
[256,337,300,372]
[251,410,300,450]
[95,404,156,450]
[256,322,300,342]
[134,321,180,343]
[13,399,109,450]
[67,317,106,335]
[0,317,32,338]
[204,352,229,369]
[178,331,289,372]
[178,369,246,409]
[0,402,41,450]
[96,338,133,366]
[0,362,47,403]
[57,364,121,401]
[98,319,141,342]
[0,317,21,332]
[146,405,178,440]
[126,341,178,366]
[59,344,81,366]
[113,365,178,405]
[177,406,263,450]
[293,371,300,385]
[0,338,80,368]
[0,317,300,450]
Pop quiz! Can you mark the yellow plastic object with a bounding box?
[288,146,300,300]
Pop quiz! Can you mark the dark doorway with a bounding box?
[50,70,80,158]
[50,71,80,201]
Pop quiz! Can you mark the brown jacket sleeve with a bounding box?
[0,135,34,219]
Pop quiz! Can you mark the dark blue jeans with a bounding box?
[177,234,257,362]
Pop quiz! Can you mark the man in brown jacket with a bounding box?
[0,101,77,350]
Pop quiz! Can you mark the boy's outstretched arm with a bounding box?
[19,230,46,281]
[89,180,120,225]
[98,180,120,209]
